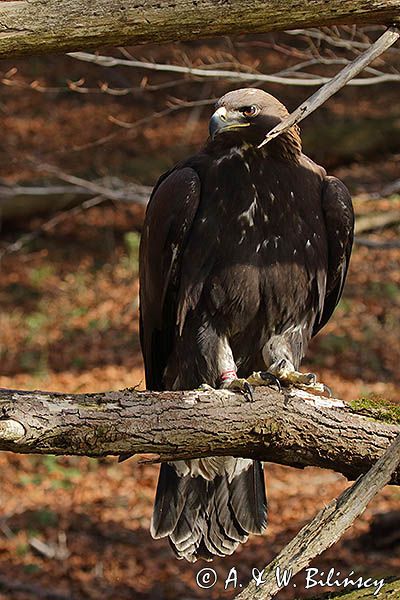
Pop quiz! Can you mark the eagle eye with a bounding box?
[240,105,258,118]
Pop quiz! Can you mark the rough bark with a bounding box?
[0,1,399,59]
[0,386,399,485]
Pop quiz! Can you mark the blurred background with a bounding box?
[0,26,399,600]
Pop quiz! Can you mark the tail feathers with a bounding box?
[151,459,267,562]
[229,459,267,533]
[150,463,186,538]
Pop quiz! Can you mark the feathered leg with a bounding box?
[151,321,268,562]
[261,333,331,395]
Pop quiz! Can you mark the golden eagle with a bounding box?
[139,88,354,562]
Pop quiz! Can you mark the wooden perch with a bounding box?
[0,1,399,59]
[0,386,399,485]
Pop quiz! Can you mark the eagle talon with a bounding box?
[293,381,332,397]
[243,382,254,402]
[247,371,282,392]
[304,373,317,385]
[322,383,332,398]
[261,371,282,392]
[222,378,254,402]
[196,383,215,392]
[267,361,332,396]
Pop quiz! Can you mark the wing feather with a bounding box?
[139,167,201,389]
[313,176,354,336]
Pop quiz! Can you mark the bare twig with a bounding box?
[287,27,384,51]
[107,97,216,129]
[0,183,93,202]
[360,179,400,200]
[381,178,400,196]
[259,26,400,147]
[68,50,400,86]
[355,237,400,249]
[34,163,150,203]
[355,210,400,234]
[0,170,151,258]
[236,434,400,599]
[0,179,151,208]
[29,532,69,560]
[0,195,105,259]
[58,97,217,153]
[0,72,189,95]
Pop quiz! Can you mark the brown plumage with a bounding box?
[139,88,354,561]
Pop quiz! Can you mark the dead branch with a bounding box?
[0,387,399,485]
[287,25,400,53]
[0,178,151,221]
[355,237,400,248]
[0,1,399,59]
[259,26,400,147]
[381,178,400,196]
[355,210,400,234]
[0,195,104,259]
[357,178,400,199]
[235,434,400,599]
[34,164,151,205]
[68,50,400,86]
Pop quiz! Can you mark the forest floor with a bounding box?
[0,33,399,600]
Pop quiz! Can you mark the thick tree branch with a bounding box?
[0,1,399,59]
[0,386,399,485]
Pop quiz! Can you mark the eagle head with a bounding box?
[209,88,299,152]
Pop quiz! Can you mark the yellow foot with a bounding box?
[246,371,282,391]
[268,359,331,396]
[196,383,215,392]
[219,371,282,402]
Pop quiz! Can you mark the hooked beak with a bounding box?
[209,106,250,139]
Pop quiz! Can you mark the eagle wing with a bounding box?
[139,167,201,390]
[313,175,354,336]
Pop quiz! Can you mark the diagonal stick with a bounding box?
[259,26,400,148]
[235,433,400,599]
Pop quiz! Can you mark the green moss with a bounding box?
[350,395,400,425]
